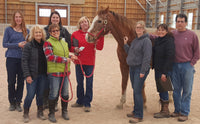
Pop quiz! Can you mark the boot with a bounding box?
[16,102,22,112]
[61,96,69,120]
[37,106,46,120]
[43,89,49,109]
[23,108,29,123]
[48,99,57,123]
[154,99,170,118]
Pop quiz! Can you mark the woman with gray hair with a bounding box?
[124,21,152,123]
[22,25,47,123]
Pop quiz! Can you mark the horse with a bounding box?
[85,7,147,109]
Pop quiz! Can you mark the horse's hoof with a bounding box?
[116,104,123,109]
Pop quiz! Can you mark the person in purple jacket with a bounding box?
[170,14,200,122]
[2,10,29,112]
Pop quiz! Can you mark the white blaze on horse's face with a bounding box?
[85,15,99,43]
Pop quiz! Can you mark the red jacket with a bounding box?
[70,29,104,65]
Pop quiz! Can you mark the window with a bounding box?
[187,13,193,29]
[55,9,67,18]
[171,14,177,28]
[160,14,164,24]
[39,9,51,17]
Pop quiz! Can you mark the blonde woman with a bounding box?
[70,16,104,112]
[22,25,47,123]
[3,10,29,112]
[124,21,152,123]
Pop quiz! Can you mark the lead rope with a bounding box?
[59,62,73,102]
[77,44,96,78]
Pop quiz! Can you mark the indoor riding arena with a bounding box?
[0,0,200,124]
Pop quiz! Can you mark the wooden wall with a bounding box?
[0,0,146,26]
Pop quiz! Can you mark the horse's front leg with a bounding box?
[116,47,129,109]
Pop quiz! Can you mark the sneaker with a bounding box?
[127,113,134,118]
[9,104,16,111]
[16,103,22,112]
[178,115,188,122]
[171,112,179,117]
[84,107,91,112]
[71,103,83,107]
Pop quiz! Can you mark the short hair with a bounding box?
[77,16,91,29]
[48,24,60,33]
[48,11,62,26]
[29,25,46,42]
[136,21,147,34]
[157,23,173,37]
[175,13,187,22]
[157,23,168,31]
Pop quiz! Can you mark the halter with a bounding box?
[87,19,108,40]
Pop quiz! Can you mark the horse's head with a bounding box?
[86,7,111,43]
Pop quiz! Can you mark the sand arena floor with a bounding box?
[0,37,200,124]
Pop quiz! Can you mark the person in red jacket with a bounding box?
[70,16,104,112]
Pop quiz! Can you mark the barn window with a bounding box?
[55,9,67,18]
[171,14,177,28]
[160,14,164,24]
[39,9,51,17]
[187,13,193,29]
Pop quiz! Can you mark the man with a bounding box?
[170,13,200,122]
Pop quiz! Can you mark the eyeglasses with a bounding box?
[51,30,60,33]
[136,27,144,29]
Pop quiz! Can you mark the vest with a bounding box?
[47,36,70,73]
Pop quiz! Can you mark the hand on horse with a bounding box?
[123,36,128,44]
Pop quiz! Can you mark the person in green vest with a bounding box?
[43,24,77,123]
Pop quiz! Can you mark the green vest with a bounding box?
[47,36,70,73]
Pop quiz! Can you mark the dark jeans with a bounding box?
[6,58,24,104]
[75,64,94,107]
[23,75,46,108]
[129,66,149,119]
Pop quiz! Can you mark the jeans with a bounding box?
[23,75,46,109]
[75,65,94,107]
[154,70,170,101]
[6,58,24,104]
[48,74,69,100]
[129,66,150,119]
[171,62,195,116]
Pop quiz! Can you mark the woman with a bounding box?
[152,24,175,118]
[124,21,152,123]
[70,16,104,112]
[3,10,29,112]
[22,25,47,123]
[43,11,71,110]
[44,11,71,48]
[43,24,77,123]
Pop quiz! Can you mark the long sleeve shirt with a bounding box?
[70,29,104,65]
[172,29,200,65]
[43,36,70,77]
[3,26,29,58]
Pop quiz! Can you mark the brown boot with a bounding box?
[154,99,170,118]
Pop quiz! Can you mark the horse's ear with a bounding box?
[105,6,109,13]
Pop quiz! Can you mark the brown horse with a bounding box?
[85,7,147,109]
